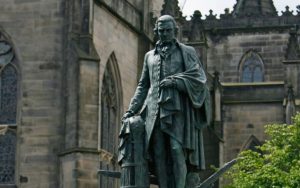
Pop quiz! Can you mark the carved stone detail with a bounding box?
[239,51,264,82]
[0,130,16,184]
[189,11,206,42]
[205,10,217,21]
[100,54,121,188]
[0,64,18,124]
[282,6,294,17]
[285,27,300,60]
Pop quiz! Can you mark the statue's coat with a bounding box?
[128,42,211,169]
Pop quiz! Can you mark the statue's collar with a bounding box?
[154,39,179,55]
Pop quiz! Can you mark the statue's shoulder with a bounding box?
[178,42,202,66]
[147,49,156,55]
[144,49,155,58]
[178,43,197,55]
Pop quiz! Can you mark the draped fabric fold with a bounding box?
[126,42,211,170]
[158,45,211,169]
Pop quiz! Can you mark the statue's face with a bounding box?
[157,21,176,43]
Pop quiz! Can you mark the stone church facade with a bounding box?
[0,0,299,188]
[0,0,164,187]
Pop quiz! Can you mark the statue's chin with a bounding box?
[160,39,175,45]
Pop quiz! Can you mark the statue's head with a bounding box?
[154,15,178,43]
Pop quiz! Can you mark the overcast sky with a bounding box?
[178,0,299,19]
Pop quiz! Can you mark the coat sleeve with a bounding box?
[127,53,150,114]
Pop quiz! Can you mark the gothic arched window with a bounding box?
[239,51,264,82]
[0,37,18,185]
[100,53,122,188]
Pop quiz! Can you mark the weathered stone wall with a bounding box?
[93,5,140,114]
[95,0,142,31]
[151,0,165,18]
[61,0,162,186]
[207,32,290,82]
[222,102,284,162]
[60,152,99,188]
[200,128,220,181]
[78,59,100,148]
[0,0,65,187]
[92,4,141,187]
[59,56,100,188]
[127,0,143,11]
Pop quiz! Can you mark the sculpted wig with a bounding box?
[154,15,179,36]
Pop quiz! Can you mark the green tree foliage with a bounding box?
[226,113,300,188]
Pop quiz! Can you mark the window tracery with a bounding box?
[0,130,16,184]
[239,51,264,82]
[0,37,18,185]
[100,53,122,188]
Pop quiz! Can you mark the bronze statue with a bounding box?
[120,15,211,188]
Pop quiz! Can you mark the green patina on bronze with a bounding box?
[119,15,211,188]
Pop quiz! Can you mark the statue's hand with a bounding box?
[160,77,176,88]
[122,111,134,121]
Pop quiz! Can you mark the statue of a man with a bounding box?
[122,15,211,188]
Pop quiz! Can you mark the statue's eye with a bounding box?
[158,28,173,33]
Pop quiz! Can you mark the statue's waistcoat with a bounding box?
[143,46,184,146]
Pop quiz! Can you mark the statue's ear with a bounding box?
[175,26,179,36]
[153,28,158,36]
